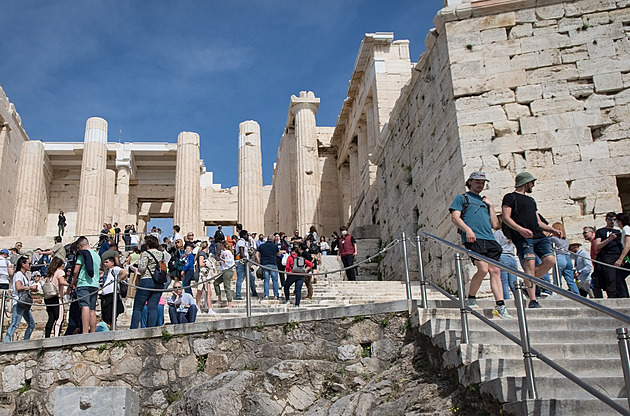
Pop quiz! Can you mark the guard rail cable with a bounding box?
[417,231,630,415]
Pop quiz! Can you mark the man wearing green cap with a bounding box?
[502,172,563,308]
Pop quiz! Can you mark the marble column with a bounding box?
[174,131,202,237]
[238,120,264,233]
[115,164,131,226]
[76,117,108,237]
[11,140,48,236]
[338,161,351,226]
[348,144,359,213]
[290,91,322,236]
[104,169,116,224]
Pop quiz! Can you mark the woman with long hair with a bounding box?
[214,241,234,308]
[549,222,580,294]
[130,235,165,328]
[44,257,69,337]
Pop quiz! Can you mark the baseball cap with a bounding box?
[515,172,537,188]
[0,249,8,255]
[467,171,489,181]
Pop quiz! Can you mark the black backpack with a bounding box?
[147,251,167,286]
[501,193,519,241]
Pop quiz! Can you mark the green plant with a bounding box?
[577,23,589,31]
[37,347,45,358]
[380,318,389,328]
[18,380,31,395]
[97,344,108,354]
[360,343,371,358]
[399,318,410,334]
[283,320,299,334]
[338,366,347,378]
[162,329,174,342]
[113,340,127,349]
[197,355,208,372]
[255,320,266,331]
[466,44,473,50]
[592,39,598,45]
[164,390,182,404]
[352,315,365,323]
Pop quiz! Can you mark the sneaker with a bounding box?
[528,300,542,309]
[466,298,479,308]
[263,296,269,300]
[539,291,552,298]
[207,309,218,315]
[492,305,513,319]
[285,301,291,305]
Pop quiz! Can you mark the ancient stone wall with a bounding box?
[0,87,30,237]
[0,304,410,415]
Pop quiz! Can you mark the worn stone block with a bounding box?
[580,141,610,160]
[516,9,536,23]
[565,0,617,17]
[53,387,139,416]
[558,17,585,33]
[527,64,579,83]
[553,144,582,163]
[516,84,543,103]
[487,88,515,105]
[587,38,616,59]
[508,23,533,39]
[520,33,571,54]
[530,96,584,116]
[504,103,531,120]
[593,72,624,93]
[458,106,507,126]
[536,5,565,20]
[577,55,630,77]
[542,81,569,99]
[584,93,615,109]
[609,139,630,157]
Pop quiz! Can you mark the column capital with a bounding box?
[290,91,320,115]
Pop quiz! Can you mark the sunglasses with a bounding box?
[174,286,182,289]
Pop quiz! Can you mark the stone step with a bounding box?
[459,357,624,386]
[480,376,626,402]
[502,398,629,415]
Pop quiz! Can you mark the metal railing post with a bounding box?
[514,281,538,399]
[617,327,630,411]
[111,276,118,331]
[454,253,469,344]
[416,234,428,309]
[244,259,252,317]
[552,243,561,288]
[0,290,5,339]
[401,232,413,314]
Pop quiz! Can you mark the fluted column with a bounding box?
[238,120,264,233]
[12,140,47,236]
[76,117,108,236]
[174,131,201,236]
[338,161,351,226]
[115,165,131,226]
[290,91,322,236]
[348,144,359,213]
[103,169,116,224]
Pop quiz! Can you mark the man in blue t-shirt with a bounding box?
[449,171,511,319]
[256,236,280,300]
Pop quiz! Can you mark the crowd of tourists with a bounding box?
[450,171,630,320]
[0,222,358,341]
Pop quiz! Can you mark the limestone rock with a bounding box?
[337,345,360,361]
[192,338,216,356]
[2,362,25,393]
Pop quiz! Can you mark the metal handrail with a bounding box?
[419,231,630,415]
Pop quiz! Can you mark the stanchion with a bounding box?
[515,281,537,399]
[617,328,630,411]
[415,234,427,310]
[244,259,252,317]
[111,277,118,331]
[0,290,5,339]
[552,243,561,288]
[401,232,413,314]
[454,253,469,344]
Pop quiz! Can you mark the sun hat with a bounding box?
[468,171,489,181]
[569,240,582,247]
[515,172,537,188]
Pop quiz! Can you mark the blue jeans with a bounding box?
[141,304,164,328]
[4,304,35,342]
[515,237,553,263]
[499,254,518,299]
[131,279,162,329]
[235,263,257,299]
[183,269,194,295]
[263,264,279,298]
[557,253,580,294]
[284,275,305,306]
[168,304,198,324]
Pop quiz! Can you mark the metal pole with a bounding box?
[244,259,252,317]
[111,274,118,331]
[454,253,469,344]
[617,327,630,411]
[514,281,537,399]
[416,234,427,310]
[401,232,413,314]
[0,290,5,339]
[552,243,561,288]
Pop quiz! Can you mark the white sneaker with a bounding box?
[492,305,513,319]
[207,309,218,315]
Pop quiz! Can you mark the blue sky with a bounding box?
[0,0,441,233]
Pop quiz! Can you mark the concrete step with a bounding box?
[449,342,620,363]
[459,357,624,385]
[481,376,626,402]
[502,398,629,416]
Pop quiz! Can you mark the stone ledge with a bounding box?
[0,300,415,354]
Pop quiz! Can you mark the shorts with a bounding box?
[464,239,502,263]
[514,237,553,263]
[77,286,98,310]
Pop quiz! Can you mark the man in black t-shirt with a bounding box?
[593,212,629,298]
[502,172,562,308]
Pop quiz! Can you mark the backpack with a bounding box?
[292,256,307,274]
[456,193,490,235]
[147,251,167,286]
[42,277,58,299]
[501,193,519,241]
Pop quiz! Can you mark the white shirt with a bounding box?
[130,234,140,245]
[0,257,11,284]
[12,271,29,306]
[102,266,122,296]
[235,238,249,259]
[220,250,235,270]
[173,233,183,243]
[622,225,630,249]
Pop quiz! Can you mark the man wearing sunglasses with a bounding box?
[593,212,629,298]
